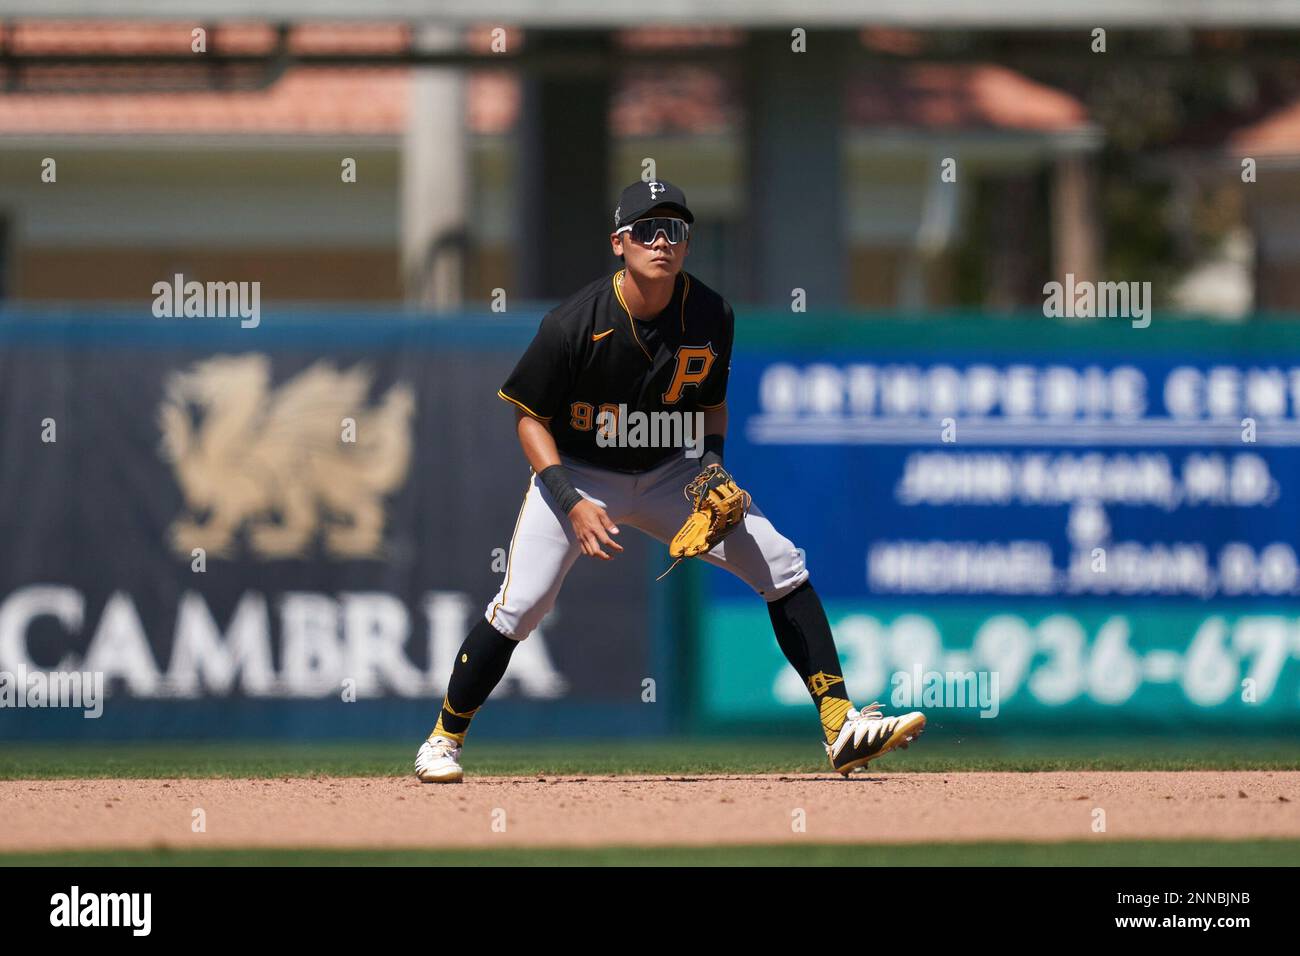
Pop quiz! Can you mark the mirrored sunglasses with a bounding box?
[617,217,690,245]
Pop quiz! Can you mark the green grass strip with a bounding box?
[2,736,1298,780]
[2,840,1298,867]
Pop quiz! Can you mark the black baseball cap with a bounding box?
[612,179,695,231]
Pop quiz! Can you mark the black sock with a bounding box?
[430,618,519,744]
[767,581,853,743]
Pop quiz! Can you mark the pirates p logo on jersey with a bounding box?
[662,345,717,403]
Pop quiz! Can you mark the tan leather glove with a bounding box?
[668,464,751,559]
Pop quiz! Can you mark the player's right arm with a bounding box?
[514,410,623,560]
[500,311,622,559]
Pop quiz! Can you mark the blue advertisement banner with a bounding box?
[701,321,1300,728]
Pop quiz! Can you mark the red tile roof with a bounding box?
[467,71,519,135]
[4,21,408,54]
[0,22,413,135]
[611,67,737,136]
[616,27,743,49]
[0,67,409,135]
[0,22,1088,138]
[1228,98,1300,156]
[848,64,1089,132]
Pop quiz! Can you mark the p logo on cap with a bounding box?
[613,179,694,230]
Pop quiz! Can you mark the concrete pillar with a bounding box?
[743,30,851,307]
[1051,151,1099,287]
[401,26,468,311]
[516,31,613,301]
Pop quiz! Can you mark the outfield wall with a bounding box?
[1,307,1297,738]
[0,308,670,740]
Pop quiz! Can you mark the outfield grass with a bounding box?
[1,735,1298,780]
[2,840,1297,867]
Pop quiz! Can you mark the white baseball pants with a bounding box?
[484,454,809,639]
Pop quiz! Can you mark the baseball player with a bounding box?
[415,180,925,783]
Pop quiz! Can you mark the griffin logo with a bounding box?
[158,353,415,559]
[661,345,716,404]
[648,181,665,199]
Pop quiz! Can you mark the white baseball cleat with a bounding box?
[826,703,926,776]
[415,735,464,783]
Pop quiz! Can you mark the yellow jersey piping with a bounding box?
[679,272,691,333]
[497,389,551,422]
[612,270,653,362]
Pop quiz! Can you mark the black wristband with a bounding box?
[538,464,584,514]
[700,434,725,470]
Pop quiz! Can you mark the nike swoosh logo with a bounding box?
[592,329,614,341]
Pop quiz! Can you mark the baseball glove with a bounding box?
[668,464,751,560]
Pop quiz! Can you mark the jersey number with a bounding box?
[571,401,620,439]
[662,345,717,404]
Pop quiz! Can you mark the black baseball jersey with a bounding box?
[498,269,734,473]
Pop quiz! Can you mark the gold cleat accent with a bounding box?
[826,705,927,776]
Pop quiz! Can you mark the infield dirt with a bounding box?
[3,772,1299,851]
